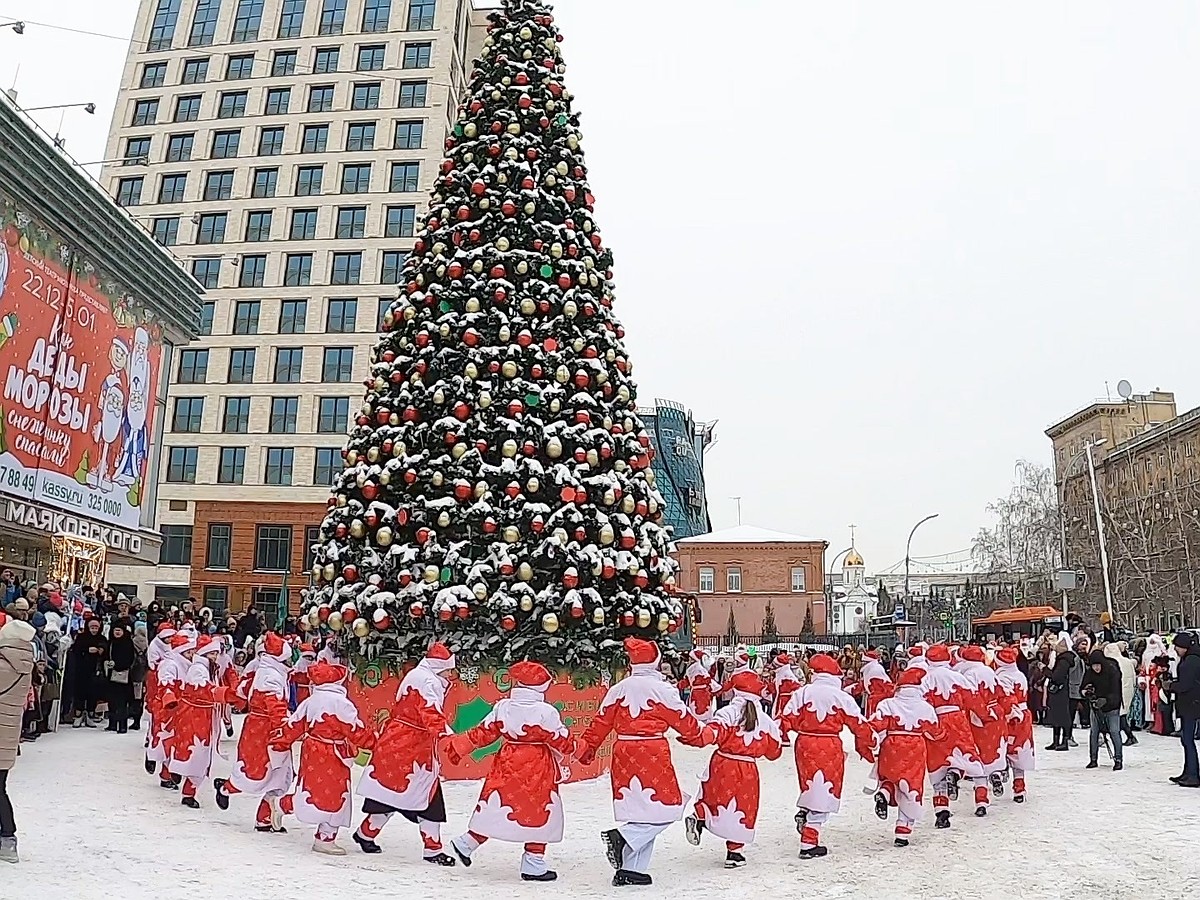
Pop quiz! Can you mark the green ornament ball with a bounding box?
[539,264,554,278]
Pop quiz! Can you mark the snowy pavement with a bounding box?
[5,724,1194,899]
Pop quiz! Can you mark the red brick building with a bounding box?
[675,525,828,639]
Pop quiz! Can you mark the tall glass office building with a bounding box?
[638,399,715,541]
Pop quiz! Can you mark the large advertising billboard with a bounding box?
[0,194,165,531]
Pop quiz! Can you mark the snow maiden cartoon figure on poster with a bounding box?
[114,326,151,490]
[88,337,129,492]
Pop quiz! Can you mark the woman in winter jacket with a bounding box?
[68,618,108,727]
[0,614,35,862]
[1045,640,1076,750]
[106,622,136,734]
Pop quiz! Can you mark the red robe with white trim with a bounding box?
[954,660,1006,775]
[868,686,943,821]
[580,665,703,825]
[770,664,803,719]
[165,659,226,779]
[144,640,177,765]
[679,661,720,722]
[995,661,1035,772]
[861,659,895,717]
[920,662,983,777]
[779,674,875,814]
[229,656,293,795]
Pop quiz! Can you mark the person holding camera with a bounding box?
[1165,632,1199,788]
[1080,649,1124,771]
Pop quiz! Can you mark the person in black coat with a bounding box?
[105,622,135,734]
[68,618,108,727]
[1167,632,1200,787]
[1045,641,1075,751]
[1080,648,1124,770]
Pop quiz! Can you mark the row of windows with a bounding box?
[129,76,429,128]
[196,296,393,338]
[696,566,808,593]
[147,0,435,52]
[117,159,421,208]
[178,345,357,384]
[172,394,351,434]
[163,205,415,250]
[185,249,406,290]
[165,445,344,487]
[159,523,324,579]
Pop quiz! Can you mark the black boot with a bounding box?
[894,837,909,847]
[521,870,557,882]
[724,851,746,868]
[602,829,627,871]
[352,831,381,854]
[612,870,652,887]
[989,773,1004,797]
[798,845,828,860]
[144,757,156,775]
[946,771,960,801]
[874,791,889,820]
[684,816,704,846]
[213,779,230,811]
[935,810,951,829]
[160,779,179,791]
[181,796,200,809]
[424,852,456,866]
[974,806,987,818]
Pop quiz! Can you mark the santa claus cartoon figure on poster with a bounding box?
[779,653,875,859]
[578,637,703,887]
[683,670,782,869]
[354,642,456,864]
[114,326,152,488]
[447,661,579,882]
[861,650,895,717]
[271,660,374,855]
[953,645,1007,815]
[868,666,943,847]
[88,337,129,492]
[164,636,229,808]
[920,644,984,829]
[679,649,721,723]
[994,646,1035,803]
[215,632,294,833]
[143,622,176,779]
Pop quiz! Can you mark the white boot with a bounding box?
[0,836,17,863]
[312,839,346,856]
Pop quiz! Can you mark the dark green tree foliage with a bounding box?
[761,600,779,642]
[800,604,816,639]
[306,0,682,674]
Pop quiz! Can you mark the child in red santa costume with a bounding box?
[861,651,895,717]
[153,631,196,791]
[779,653,874,859]
[215,635,241,738]
[919,644,983,829]
[143,622,176,778]
[953,645,1006,816]
[164,636,230,808]
[353,642,457,864]
[291,643,317,706]
[682,670,782,868]
[769,653,803,743]
[868,666,943,846]
[271,659,374,855]
[578,637,703,887]
[679,649,721,724]
[994,646,1035,803]
[446,660,578,882]
[214,632,294,832]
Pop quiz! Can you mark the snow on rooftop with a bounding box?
[676,524,824,544]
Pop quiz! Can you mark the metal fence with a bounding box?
[694,633,876,652]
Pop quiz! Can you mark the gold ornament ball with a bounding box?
[518,562,534,581]
[520,596,534,612]
[464,123,477,138]
[568,135,579,150]
[353,617,371,638]
[542,612,559,633]
[376,526,394,547]
[475,480,489,498]
[478,390,492,408]
[637,609,652,628]
[572,337,585,352]
[308,609,321,628]
[504,525,521,543]
[432,471,445,487]
[323,563,336,581]
[599,523,615,545]
[498,324,511,342]
[546,437,563,458]
[437,511,451,527]
[592,607,606,625]
[502,360,518,379]
[550,242,564,258]
[507,122,521,136]
[526,476,540,493]
[520,26,533,39]
[350,519,367,539]
[520,298,536,315]
[497,236,511,251]
[466,362,480,380]
[424,565,440,583]
[555,365,570,384]
[347,450,359,466]
[466,298,481,313]
[622,496,635,514]
[472,260,485,273]
[552,527,569,545]
[587,449,600,467]
[452,443,467,459]
[367,447,380,464]
[524,201,536,215]
[327,612,344,632]
[563,300,578,318]
[312,563,323,579]
[473,582,488,600]
[502,439,518,458]
[380,471,391,486]
[657,613,670,632]
[516,260,529,275]
[549,398,561,414]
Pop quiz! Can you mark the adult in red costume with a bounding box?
[920,644,983,830]
[994,647,1035,803]
[679,649,721,723]
[954,645,1006,816]
[165,636,230,808]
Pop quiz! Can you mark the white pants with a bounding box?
[618,823,670,873]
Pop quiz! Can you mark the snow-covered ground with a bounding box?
[5,724,1192,899]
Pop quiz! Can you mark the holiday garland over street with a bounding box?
[306,0,683,674]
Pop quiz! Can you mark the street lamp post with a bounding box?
[1085,442,1116,620]
[1057,439,1110,621]
[21,102,96,115]
[0,20,25,34]
[904,513,939,638]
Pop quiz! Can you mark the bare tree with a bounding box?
[972,460,1060,604]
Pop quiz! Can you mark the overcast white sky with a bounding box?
[2,1,1199,571]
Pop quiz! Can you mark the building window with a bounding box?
[210,129,240,159]
[226,52,255,78]
[231,0,264,41]
[147,0,181,51]
[233,300,261,335]
[402,42,432,69]
[385,205,415,237]
[198,302,215,336]
[290,209,318,240]
[265,448,294,486]
[257,126,285,156]
[313,448,340,486]
[272,48,298,75]
[377,297,393,328]
[264,88,290,116]
[174,95,201,122]
[275,348,303,383]
[380,250,407,284]
[698,567,714,593]
[160,525,193,565]
[252,167,278,198]
[166,133,194,162]
[393,120,423,150]
[152,217,180,247]
[398,80,427,108]
[727,567,742,593]
[255,526,292,573]
[791,567,806,593]
[244,210,272,241]
[172,397,204,433]
[188,0,221,46]
[228,348,256,383]
[322,347,353,382]
[203,170,234,201]
[116,177,143,207]
[270,397,299,434]
[202,587,229,617]
[331,252,361,284]
[158,173,187,203]
[357,44,385,71]
[351,82,381,110]
[206,524,232,569]
[218,91,248,118]
[223,396,251,432]
[196,212,227,244]
[239,254,267,287]
[326,297,357,331]
[363,0,391,31]
[178,349,208,384]
[191,258,221,289]
[317,397,349,433]
[407,0,435,30]
[318,0,347,35]
[307,84,335,114]
[304,525,321,573]
[131,99,159,127]
[301,126,329,155]
[390,161,419,192]
[166,446,198,483]
[335,207,366,240]
[278,0,305,37]
[218,447,246,484]
[141,62,167,88]
[341,164,371,194]
[181,58,209,84]
[284,254,313,286]
[279,300,307,334]
[346,122,375,151]
[314,47,339,73]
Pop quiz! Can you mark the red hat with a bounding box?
[170,633,195,651]
[308,661,347,685]
[907,647,924,658]
[624,637,661,667]
[194,636,221,656]
[420,641,456,674]
[996,647,1018,666]
[865,650,880,660]
[299,642,315,656]
[0,611,6,629]
[808,653,842,677]
[732,648,750,667]
[925,645,951,664]
[897,667,925,687]
[727,671,765,697]
[960,645,985,663]
[263,632,292,662]
[776,652,793,666]
[510,660,553,691]
[157,622,176,636]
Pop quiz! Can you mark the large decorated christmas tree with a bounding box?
[306,0,682,675]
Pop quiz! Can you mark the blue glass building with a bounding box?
[639,399,715,540]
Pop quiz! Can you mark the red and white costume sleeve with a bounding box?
[771,655,803,719]
[861,654,895,717]
[691,672,782,848]
[153,632,197,776]
[229,634,294,797]
[679,649,721,722]
[953,646,1007,779]
[994,647,1034,797]
[167,638,229,791]
[920,645,984,783]
[717,648,752,697]
[868,667,943,834]
[144,624,176,766]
